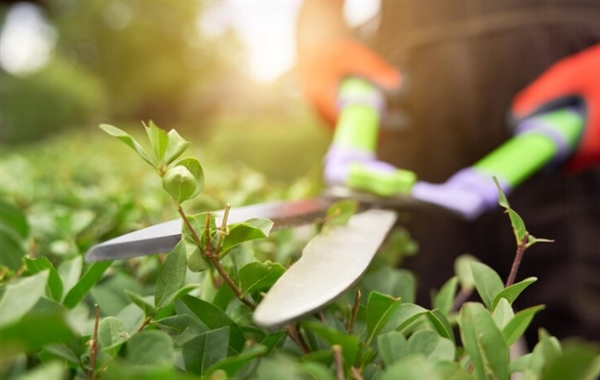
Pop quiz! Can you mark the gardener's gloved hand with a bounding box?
[320,77,416,197]
[512,44,600,171]
[297,38,401,126]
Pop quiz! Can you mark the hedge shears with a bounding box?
[86,77,585,329]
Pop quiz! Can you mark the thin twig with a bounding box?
[215,204,230,258]
[451,288,472,312]
[332,345,344,380]
[286,324,310,354]
[348,289,362,335]
[136,315,153,334]
[178,206,256,309]
[350,366,365,380]
[318,311,327,324]
[505,232,530,287]
[87,304,100,380]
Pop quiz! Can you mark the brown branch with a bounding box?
[451,288,472,312]
[332,345,344,380]
[178,206,256,309]
[87,304,100,380]
[350,366,364,380]
[505,232,530,287]
[136,315,153,334]
[348,289,362,335]
[215,204,230,258]
[286,324,310,354]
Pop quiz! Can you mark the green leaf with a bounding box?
[502,305,544,346]
[25,257,63,302]
[377,331,408,368]
[392,303,428,333]
[125,330,174,366]
[16,361,65,380]
[156,314,209,347]
[508,353,531,373]
[0,198,29,238]
[326,200,358,226]
[366,291,402,344]
[173,157,204,198]
[99,316,130,356]
[455,254,479,291]
[184,240,210,272]
[99,124,155,167]
[261,330,287,355]
[0,224,26,270]
[144,120,169,163]
[525,329,561,376]
[361,266,416,304]
[58,256,82,298]
[526,235,553,248]
[0,199,29,270]
[380,355,440,380]
[299,361,336,380]
[155,241,187,308]
[164,129,190,165]
[0,312,75,353]
[301,320,361,369]
[492,277,537,310]
[63,261,112,309]
[470,261,504,310]
[407,329,456,362]
[492,298,514,330]
[433,276,458,316]
[177,295,245,354]
[183,326,229,375]
[0,270,49,327]
[493,177,527,243]
[206,344,268,376]
[540,340,599,380]
[458,302,509,380]
[221,218,273,255]
[162,165,197,205]
[39,343,80,366]
[125,291,156,316]
[238,261,285,297]
[257,355,304,380]
[427,309,455,343]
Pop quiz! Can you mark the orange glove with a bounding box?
[297,38,401,126]
[512,44,600,171]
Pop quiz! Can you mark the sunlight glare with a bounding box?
[0,3,57,76]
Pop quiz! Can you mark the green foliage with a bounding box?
[0,199,30,270]
[1,124,597,380]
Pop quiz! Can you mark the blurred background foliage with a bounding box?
[0,0,330,182]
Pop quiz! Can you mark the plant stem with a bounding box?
[350,366,364,380]
[451,288,472,312]
[177,206,256,309]
[506,232,529,287]
[87,304,100,380]
[332,345,344,380]
[348,289,362,335]
[215,204,230,258]
[136,315,153,333]
[286,324,310,354]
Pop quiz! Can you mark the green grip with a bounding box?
[330,77,417,196]
[348,163,417,197]
[332,78,381,152]
[474,108,584,187]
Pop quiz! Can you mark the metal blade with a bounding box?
[85,198,332,262]
[253,208,398,330]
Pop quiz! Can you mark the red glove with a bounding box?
[297,38,401,126]
[512,44,600,171]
